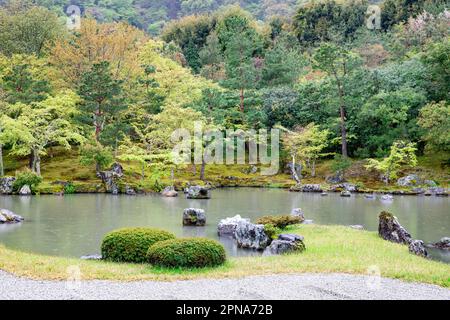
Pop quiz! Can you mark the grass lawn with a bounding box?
[1,224,449,287]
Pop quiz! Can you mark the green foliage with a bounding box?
[331,154,352,174]
[418,101,450,153]
[101,227,176,263]
[147,238,226,268]
[256,215,303,229]
[13,170,42,191]
[79,142,114,172]
[63,182,76,194]
[365,141,418,184]
[263,223,282,239]
[421,38,450,101]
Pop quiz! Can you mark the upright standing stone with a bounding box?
[378,211,412,244]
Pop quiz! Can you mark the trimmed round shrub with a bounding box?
[147,238,226,268]
[101,228,176,263]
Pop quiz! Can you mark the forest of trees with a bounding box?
[0,0,448,185]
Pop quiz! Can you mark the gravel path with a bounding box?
[1,271,449,300]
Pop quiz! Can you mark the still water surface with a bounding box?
[0,188,448,262]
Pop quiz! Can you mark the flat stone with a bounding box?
[80,254,102,260]
[278,234,304,242]
[428,237,450,250]
[161,186,178,197]
[349,225,364,230]
[0,208,24,224]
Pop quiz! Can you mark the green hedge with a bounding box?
[101,228,176,263]
[147,238,226,268]
[256,215,303,229]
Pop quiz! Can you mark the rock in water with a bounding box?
[0,208,24,223]
[340,190,351,197]
[380,194,393,201]
[290,184,322,192]
[264,234,306,255]
[217,215,249,237]
[290,208,304,220]
[409,240,428,258]
[321,192,328,196]
[364,194,376,199]
[429,237,450,250]
[97,162,124,194]
[397,174,422,187]
[19,185,31,195]
[124,185,136,195]
[182,208,206,226]
[378,211,412,245]
[161,186,178,197]
[186,186,211,199]
[0,177,15,194]
[349,225,364,230]
[235,221,271,250]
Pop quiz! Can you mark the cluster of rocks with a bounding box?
[397,174,448,196]
[378,211,428,258]
[218,214,307,255]
[185,185,211,199]
[0,208,24,224]
[96,163,124,195]
[182,208,206,226]
[290,184,322,192]
[428,237,450,250]
[0,177,15,194]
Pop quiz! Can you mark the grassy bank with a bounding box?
[1,225,449,287]
[3,148,449,194]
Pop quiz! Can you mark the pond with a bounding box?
[0,188,449,262]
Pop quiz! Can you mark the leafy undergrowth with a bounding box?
[0,225,449,287]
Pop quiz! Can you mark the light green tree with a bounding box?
[365,140,418,184]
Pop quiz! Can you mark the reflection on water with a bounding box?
[0,188,448,262]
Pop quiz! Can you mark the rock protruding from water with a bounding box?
[217,215,249,237]
[408,240,428,258]
[378,211,412,245]
[235,221,271,250]
[186,185,211,199]
[124,185,136,195]
[290,208,304,220]
[397,174,422,187]
[380,194,393,201]
[97,163,124,195]
[0,208,24,223]
[264,234,306,255]
[340,190,351,197]
[429,237,450,250]
[161,186,178,197]
[19,185,31,195]
[182,208,206,226]
[0,177,15,194]
[364,194,376,199]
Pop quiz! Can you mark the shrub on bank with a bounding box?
[256,215,303,229]
[147,238,226,268]
[13,171,42,192]
[101,228,176,263]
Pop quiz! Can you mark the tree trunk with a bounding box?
[95,162,101,174]
[200,158,206,181]
[192,164,197,175]
[35,154,41,176]
[170,168,175,186]
[291,155,300,184]
[0,144,3,177]
[239,87,244,112]
[311,159,316,177]
[141,163,145,180]
[337,84,348,158]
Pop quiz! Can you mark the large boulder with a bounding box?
[186,185,211,199]
[378,211,412,245]
[409,240,428,258]
[182,208,206,226]
[217,215,249,237]
[0,208,24,224]
[0,177,15,194]
[97,163,124,195]
[19,185,31,195]
[264,234,306,255]
[161,186,178,197]
[235,221,271,250]
[429,237,450,250]
[397,174,422,187]
[325,171,345,184]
